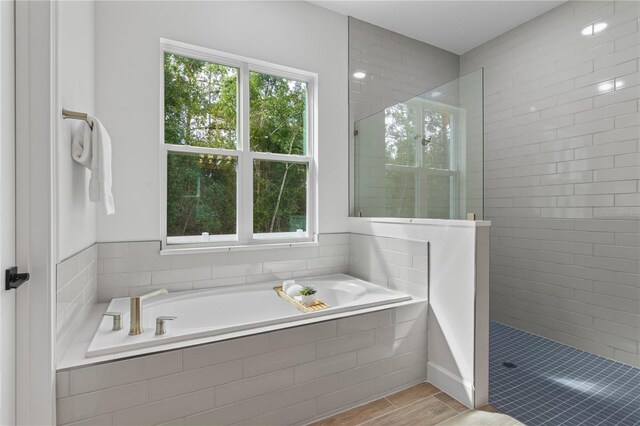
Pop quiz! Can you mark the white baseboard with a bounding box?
[427,361,475,408]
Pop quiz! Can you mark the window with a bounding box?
[383,100,460,219]
[161,41,315,247]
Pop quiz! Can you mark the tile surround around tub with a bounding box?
[56,224,490,424]
[96,233,351,303]
[56,245,98,364]
[56,303,429,426]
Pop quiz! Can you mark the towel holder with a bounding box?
[62,108,93,130]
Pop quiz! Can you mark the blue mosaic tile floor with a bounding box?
[490,321,640,426]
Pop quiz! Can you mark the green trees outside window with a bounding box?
[383,101,455,219]
[249,72,308,233]
[164,51,310,241]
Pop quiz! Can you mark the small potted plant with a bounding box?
[300,286,317,306]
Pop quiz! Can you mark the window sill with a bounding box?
[160,240,319,256]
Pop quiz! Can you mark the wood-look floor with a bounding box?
[310,383,522,426]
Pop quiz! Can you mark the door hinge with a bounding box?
[6,267,30,290]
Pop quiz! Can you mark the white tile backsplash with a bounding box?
[349,234,429,299]
[95,234,350,302]
[461,0,640,367]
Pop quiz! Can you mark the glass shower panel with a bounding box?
[354,68,483,220]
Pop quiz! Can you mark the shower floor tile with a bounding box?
[490,321,640,426]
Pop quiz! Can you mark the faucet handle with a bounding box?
[103,312,123,331]
[155,316,177,336]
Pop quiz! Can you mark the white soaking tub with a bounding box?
[86,274,411,357]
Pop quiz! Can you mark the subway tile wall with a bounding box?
[349,17,460,122]
[56,245,98,364]
[461,1,640,367]
[349,17,460,217]
[55,304,428,426]
[349,233,429,299]
[96,234,350,303]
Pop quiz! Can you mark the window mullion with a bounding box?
[239,62,252,243]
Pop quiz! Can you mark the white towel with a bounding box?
[71,115,115,215]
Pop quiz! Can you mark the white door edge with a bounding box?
[15,1,57,424]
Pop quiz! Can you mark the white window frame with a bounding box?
[383,98,464,218]
[159,39,317,249]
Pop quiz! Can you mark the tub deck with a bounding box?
[59,274,422,370]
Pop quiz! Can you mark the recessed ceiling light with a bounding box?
[431,91,442,98]
[353,71,366,79]
[615,79,624,89]
[593,22,607,33]
[581,25,593,36]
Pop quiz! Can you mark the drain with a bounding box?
[502,361,518,369]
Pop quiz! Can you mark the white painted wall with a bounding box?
[94,1,349,242]
[461,0,640,367]
[57,0,97,262]
[0,1,16,423]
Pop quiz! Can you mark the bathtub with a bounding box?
[86,274,412,357]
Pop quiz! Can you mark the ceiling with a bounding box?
[309,1,564,55]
